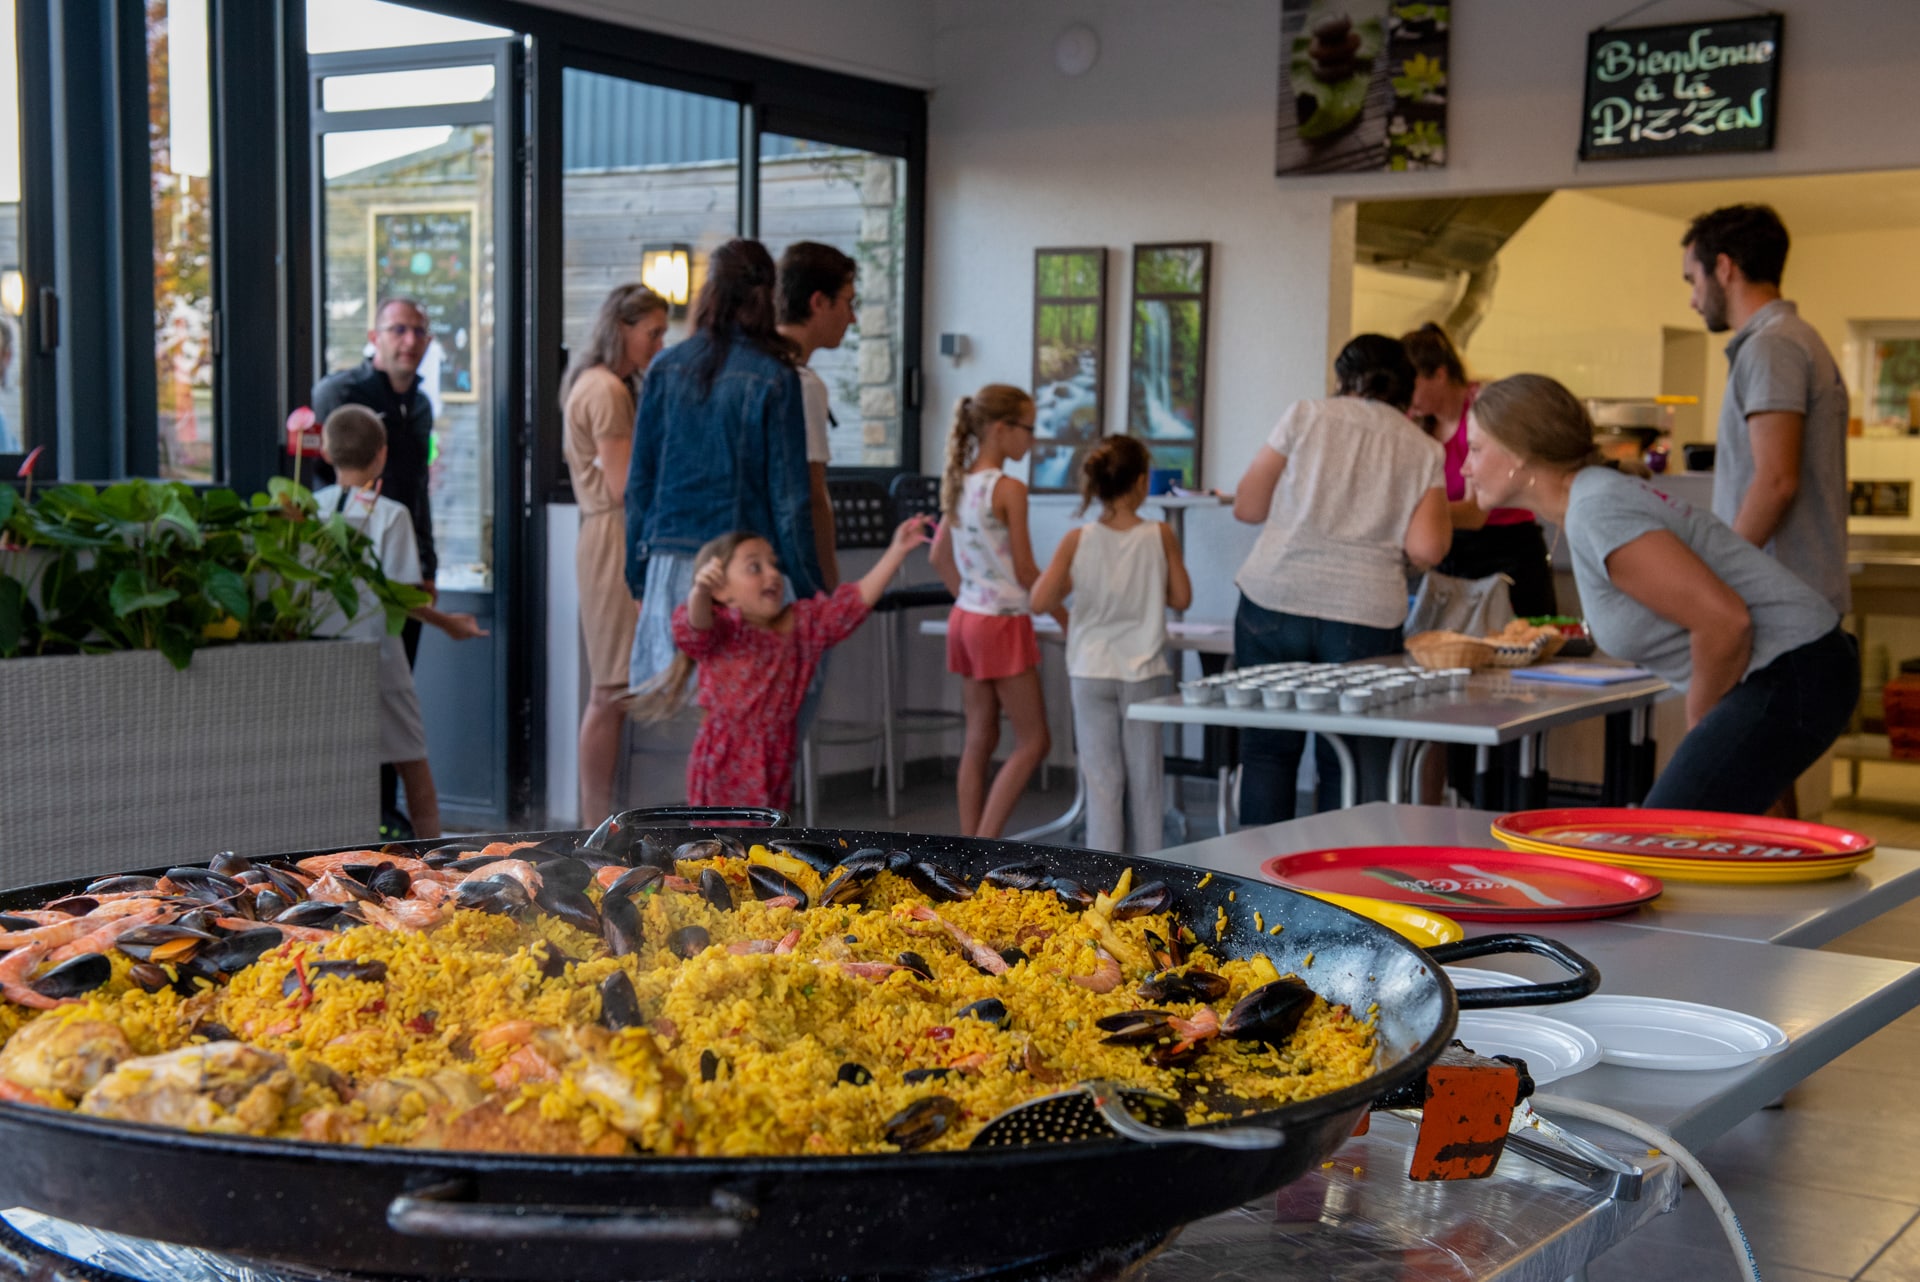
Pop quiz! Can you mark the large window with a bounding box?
[0,0,26,455]
[147,0,215,481]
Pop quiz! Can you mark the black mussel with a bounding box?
[583,818,635,859]
[904,859,974,903]
[281,959,388,997]
[42,896,99,917]
[747,864,810,908]
[886,850,914,872]
[601,892,643,958]
[203,928,286,974]
[445,854,502,873]
[192,1021,236,1043]
[598,972,644,1031]
[573,847,629,871]
[699,1049,721,1082]
[128,962,172,993]
[323,873,377,905]
[699,868,735,913]
[260,865,309,906]
[896,951,934,982]
[998,947,1028,968]
[1110,880,1172,921]
[173,954,225,990]
[1143,930,1174,971]
[634,833,677,870]
[1095,1010,1174,1045]
[1146,1041,1205,1069]
[885,1096,960,1150]
[981,861,1050,892]
[164,868,245,905]
[901,1067,952,1085]
[426,840,486,859]
[837,1062,872,1087]
[956,998,1010,1030]
[0,913,36,932]
[1136,969,1230,1005]
[177,907,223,934]
[533,835,580,858]
[535,882,601,935]
[222,892,259,922]
[837,849,892,876]
[820,865,880,906]
[29,953,111,999]
[340,863,381,886]
[675,838,731,864]
[532,941,574,979]
[1046,877,1096,911]
[253,889,291,920]
[276,901,348,929]
[454,876,531,917]
[605,864,664,901]
[668,925,712,959]
[537,857,593,895]
[236,870,271,886]
[114,923,219,963]
[768,840,839,876]
[84,875,159,895]
[209,851,254,878]
[1222,977,1315,1048]
[368,866,413,900]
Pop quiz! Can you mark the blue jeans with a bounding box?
[1644,628,1858,814]
[1234,596,1403,825]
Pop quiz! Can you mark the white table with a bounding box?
[1129,664,1671,810]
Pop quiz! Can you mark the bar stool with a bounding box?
[871,473,960,817]
[798,479,894,825]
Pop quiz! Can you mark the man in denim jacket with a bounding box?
[623,239,824,693]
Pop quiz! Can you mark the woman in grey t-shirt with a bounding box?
[1464,374,1856,815]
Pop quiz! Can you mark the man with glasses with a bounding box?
[311,296,439,838]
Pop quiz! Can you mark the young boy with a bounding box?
[314,405,485,839]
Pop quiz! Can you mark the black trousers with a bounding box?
[1439,521,1558,618]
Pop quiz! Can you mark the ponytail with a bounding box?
[1076,433,1151,517]
[940,383,1035,516]
[625,530,761,722]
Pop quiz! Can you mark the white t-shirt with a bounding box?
[1234,397,1445,629]
[313,483,421,690]
[797,365,831,465]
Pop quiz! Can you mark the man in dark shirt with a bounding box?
[310,297,438,837]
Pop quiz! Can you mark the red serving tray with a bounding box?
[1493,808,1875,863]
[1261,846,1663,922]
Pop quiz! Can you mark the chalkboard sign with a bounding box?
[1580,14,1782,161]
[369,205,478,402]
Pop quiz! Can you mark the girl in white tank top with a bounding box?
[929,385,1053,839]
[1033,436,1193,854]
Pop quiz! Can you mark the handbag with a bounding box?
[1407,569,1516,637]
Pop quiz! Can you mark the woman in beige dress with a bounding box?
[561,283,669,824]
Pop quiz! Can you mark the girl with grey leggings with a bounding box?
[1032,437,1193,854]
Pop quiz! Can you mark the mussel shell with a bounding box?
[192,1021,236,1043]
[1136,969,1230,1005]
[28,953,111,999]
[0,914,38,931]
[1146,1041,1205,1068]
[675,838,737,864]
[598,972,644,1031]
[282,959,388,996]
[819,865,879,906]
[699,869,734,913]
[539,858,593,895]
[535,883,601,934]
[275,901,349,929]
[1046,877,1095,911]
[600,893,643,958]
[84,875,160,895]
[896,951,934,982]
[1222,977,1315,1047]
[127,962,172,993]
[167,867,245,895]
[634,834,677,870]
[253,889,292,920]
[746,864,810,908]
[209,851,255,877]
[260,865,310,906]
[699,1050,721,1082]
[531,836,581,859]
[997,947,1028,968]
[1110,880,1172,921]
[901,1068,952,1085]
[115,923,219,962]
[1095,1010,1174,1044]
[604,865,664,901]
[837,1062,873,1087]
[368,866,413,900]
[668,925,712,959]
[445,854,504,873]
[202,928,287,974]
[767,840,839,876]
[42,896,99,917]
[884,1095,959,1149]
[981,861,1050,892]
[903,860,974,903]
[532,941,574,979]
[955,998,1010,1030]
[454,876,531,917]
[836,849,892,876]
[583,820,636,859]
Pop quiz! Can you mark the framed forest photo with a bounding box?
[1030,247,1107,491]
[1126,242,1210,487]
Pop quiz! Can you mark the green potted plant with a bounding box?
[0,476,429,883]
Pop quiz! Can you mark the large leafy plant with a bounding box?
[0,477,428,670]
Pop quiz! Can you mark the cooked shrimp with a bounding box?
[0,942,65,1010]
[1069,947,1122,993]
[295,851,438,877]
[901,904,1008,976]
[461,859,543,897]
[46,907,172,964]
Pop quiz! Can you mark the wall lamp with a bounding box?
[0,269,23,318]
[641,243,692,316]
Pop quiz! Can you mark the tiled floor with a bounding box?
[807,771,1920,1282]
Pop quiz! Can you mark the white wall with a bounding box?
[923,0,1920,491]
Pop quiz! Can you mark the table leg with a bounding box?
[1009,770,1086,843]
[1472,744,1494,810]
[1387,739,1411,804]
[1628,704,1656,805]
[1518,733,1547,808]
[1322,733,1358,809]
[1410,740,1434,806]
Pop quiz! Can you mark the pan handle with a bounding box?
[1424,933,1601,1009]
[584,806,792,849]
[388,1180,754,1243]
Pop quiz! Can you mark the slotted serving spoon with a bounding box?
[971,1080,1286,1152]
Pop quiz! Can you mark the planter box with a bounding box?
[0,641,379,887]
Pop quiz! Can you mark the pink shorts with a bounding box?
[946,608,1040,681]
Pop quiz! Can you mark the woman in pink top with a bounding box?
[1404,323,1557,617]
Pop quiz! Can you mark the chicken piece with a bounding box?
[79,1042,294,1136]
[0,1016,134,1100]
[409,1098,628,1156]
[359,1067,489,1120]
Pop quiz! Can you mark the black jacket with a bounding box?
[310,360,437,580]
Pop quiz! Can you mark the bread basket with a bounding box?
[1404,631,1495,672]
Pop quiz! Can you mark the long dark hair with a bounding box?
[688,239,798,392]
[1333,334,1416,411]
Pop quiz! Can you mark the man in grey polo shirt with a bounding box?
[1681,204,1850,616]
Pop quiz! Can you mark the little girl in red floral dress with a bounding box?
[638,515,931,809]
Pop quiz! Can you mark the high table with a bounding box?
[1129,665,1671,810]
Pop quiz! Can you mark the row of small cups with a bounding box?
[1179,664,1471,711]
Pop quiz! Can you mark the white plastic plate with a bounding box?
[1451,1011,1601,1085]
[1441,965,1531,991]
[1551,995,1787,1071]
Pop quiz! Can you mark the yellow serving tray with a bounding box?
[1300,889,1465,947]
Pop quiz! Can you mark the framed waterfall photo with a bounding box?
[1030,247,1108,492]
[1126,242,1210,486]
